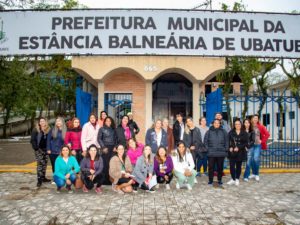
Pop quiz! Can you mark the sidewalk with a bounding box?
[0,172,299,225]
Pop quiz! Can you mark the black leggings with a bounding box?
[157,172,173,184]
[208,157,225,183]
[229,160,243,180]
[82,173,104,189]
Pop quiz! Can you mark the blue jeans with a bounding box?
[54,173,76,188]
[197,154,208,173]
[243,145,261,178]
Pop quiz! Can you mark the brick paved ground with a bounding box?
[0,172,299,225]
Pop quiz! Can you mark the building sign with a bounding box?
[0,9,300,57]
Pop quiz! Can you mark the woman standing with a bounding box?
[81,113,100,153]
[172,141,197,190]
[97,116,117,185]
[243,119,256,181]
[127,138,144,167]
[227,120,248,186]
[98,111,108,128]
[162,118,174,153]
[145,119,168,154]
[116,115,135,148]
[54,145,80,193]
[30,117,51,187]
[47,117,67,178]
[109,144,134,194]
[132,145,155,193]
[64,117,83,164]
[197,117,209,176]
[154,146,174,190]
[80,144,104,194]
[250,114,270,181]
[204,119,229,186]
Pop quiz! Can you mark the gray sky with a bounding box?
[79,0,299,13]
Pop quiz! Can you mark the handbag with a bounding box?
[199,146,207,153]
[75,174,83,189]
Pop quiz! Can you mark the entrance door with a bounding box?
[152,73,192,124]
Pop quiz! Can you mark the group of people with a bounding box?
[30,111,270,194]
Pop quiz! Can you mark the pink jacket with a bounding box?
[127,143,144,165]
[81,122,100,151]
[64,129,82,150]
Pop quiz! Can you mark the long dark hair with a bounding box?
[243,118,253,133]
[233,118,245,132]
[155,146,167,164]
[100,111,108,120]
[176,141,187,162]
[143,145,153,165]
[59,145,71,157]
[120,115,129,127]
[103,116,116,129]
[115,144,127,162]
[86,144,100,161]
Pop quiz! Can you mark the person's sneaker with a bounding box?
[235,179,240,186]
[243,178,249,182]
[82,185,89,193]
[255,175,260,181]
[194,178,198,184]
[218,181,223,187]
[132,186,138,193]
[176,182,180,189]
[56,187,61,193]
[155,184,159,189]
[249,175,256,179]
[204,172,208,176]
[66,185,73,194]
[42,177,51,183]
[95,187,103,194]
[227,179,236,185]
[51,181,56,185]
[196,172,201,177]
[146,188,156,193]
[37,180,42,188]
[208,181,213,186]
[186,184,192,190]
[166,184,170,190]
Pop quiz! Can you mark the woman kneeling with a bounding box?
[54,145,80,193]
[109,144,134,194]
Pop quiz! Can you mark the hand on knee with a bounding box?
[66,179,71,185]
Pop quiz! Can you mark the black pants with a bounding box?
[208,157,225,183]
[73,149,83,164]
[157,172,173,184]
[102,145,115,185]
[229,159,243,180]
[82,173,104,189]
[34,149,48,180]
[49,154,59,173]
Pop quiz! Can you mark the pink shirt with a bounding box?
[127,143,144,165]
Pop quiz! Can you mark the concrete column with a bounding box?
[193,82,200,120]
[145,81,153,132]
[97,81,105,118]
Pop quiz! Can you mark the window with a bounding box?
[289,111,295,119]
[276,113,286,127]
[263,114,270,126]
[218,85,234,94]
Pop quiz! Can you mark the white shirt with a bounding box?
[172,152,195,174]
[156,130,162,147]
[180,123,184,140]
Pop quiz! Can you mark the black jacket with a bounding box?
[97,126,117,148]
[246,130,255,149]
[115,125,135,148]
[128,119,140,135]
[173,121,185,146]
[30,128,49,151]
[204,126,229,158]
[228,129,248,161]
[183,127,204,158]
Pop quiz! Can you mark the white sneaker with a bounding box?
[194,178,198,184]
[186,184,192,190]
[227,179,236,185]
[166,184,170,190]
[155,184,160,189]
[249,175,256,179]
[243,178,249,182]
[235,179,240,186]
[176,182,180,189]
[255,175,260,181]
[51,181,56,185]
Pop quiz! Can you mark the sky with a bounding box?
[78,0,299,13]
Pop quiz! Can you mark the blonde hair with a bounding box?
[52,117,67,139]
[143,145,153,165]
[35,117,51,134]
[184,117,194,135]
